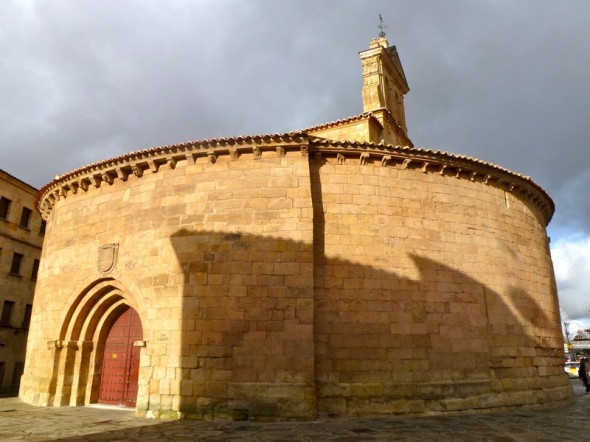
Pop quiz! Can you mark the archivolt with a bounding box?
[49,277,145,406]
[58,277,144,343]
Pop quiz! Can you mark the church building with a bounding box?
[20,35,570,420]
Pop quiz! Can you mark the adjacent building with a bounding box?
[0,169,44,395]
[572,330,590,356]
[20,36,570,419]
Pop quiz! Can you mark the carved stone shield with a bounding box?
[98,243,118,274]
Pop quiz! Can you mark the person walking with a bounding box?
[579,358,590,393]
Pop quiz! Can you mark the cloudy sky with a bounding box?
[1,1,589,331]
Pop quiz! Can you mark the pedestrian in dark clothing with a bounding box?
[579,358,590,392]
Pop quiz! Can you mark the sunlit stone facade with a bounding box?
[20,37,571,419]
[0,170,43,395]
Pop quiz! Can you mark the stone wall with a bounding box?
[0,170,43,395]
[21,148,317,419]
[312,156,567,415]
[20,137,571,419]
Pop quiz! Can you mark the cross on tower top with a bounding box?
[378,14,388,38]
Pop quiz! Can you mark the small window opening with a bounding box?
[0,301,15,326]
[31,259,39,281]
[19,207,32,229]
[0,197,11,220]
[9,253,23,276]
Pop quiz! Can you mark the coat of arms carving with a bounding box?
[98,243,119,274]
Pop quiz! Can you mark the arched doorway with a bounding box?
[98,307,143,407]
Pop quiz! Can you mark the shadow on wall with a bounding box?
[169,228,570,420]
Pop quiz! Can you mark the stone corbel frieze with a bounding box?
[35,138,554,226]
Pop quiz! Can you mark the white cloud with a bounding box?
[552,235,590,320]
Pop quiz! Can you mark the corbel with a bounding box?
[186,152,197,165]
[381,155,391,167]
[91,175,102,188]
[102,172,114,185]
[438,165,447,175]
[420,161,429,173]
[117,167,130,182]
[252,146,262,159]
[132,165,144,178]
[167,158,177,170]
[40,207,50,221]
[276,145,285,158]
[229,147,239,161]
[359,152,370,166]
[455,168,462,179]
[401,158,411,169]
[147,160,159,173]
[469,171,478,182]
[207,150,217,164]
[337,153,346,165]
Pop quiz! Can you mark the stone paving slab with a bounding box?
[1,381,589,441]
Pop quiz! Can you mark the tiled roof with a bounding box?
[0,168,38,191]
[36,127,554,224]
[307,136,554,219]
[45,133,307,185]
[293,112,375,133]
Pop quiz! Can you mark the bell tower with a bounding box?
[359,22,411,145]
[305,19,412,147]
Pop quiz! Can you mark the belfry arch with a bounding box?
[48,278,145,407]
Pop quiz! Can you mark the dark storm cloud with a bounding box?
[1,1,590,316]
[394,1,590,234]
[0,1,368,185]
[2,0,589,225]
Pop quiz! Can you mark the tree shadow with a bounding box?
[168,228,571,420]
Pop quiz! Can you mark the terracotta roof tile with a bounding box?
[36,124,553,223]
[0,168,38,191]
[293,112,375,134]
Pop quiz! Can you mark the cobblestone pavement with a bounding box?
[1,381,589,441]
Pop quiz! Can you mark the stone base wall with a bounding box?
[317,379,572,416]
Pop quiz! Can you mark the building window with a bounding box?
[31,259,39,280]
[22,304,32,329]
[9,253,23,276]
[19,207,32,229]
[39,220,46,236]
[0,197,11,220]
[0,300,15,326]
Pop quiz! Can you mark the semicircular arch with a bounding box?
[58,277,147,343]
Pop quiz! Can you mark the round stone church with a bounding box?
[20,36,571,420]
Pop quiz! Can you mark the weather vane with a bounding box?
[378,14,388,38]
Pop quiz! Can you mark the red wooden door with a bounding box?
[98,308,142,407]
